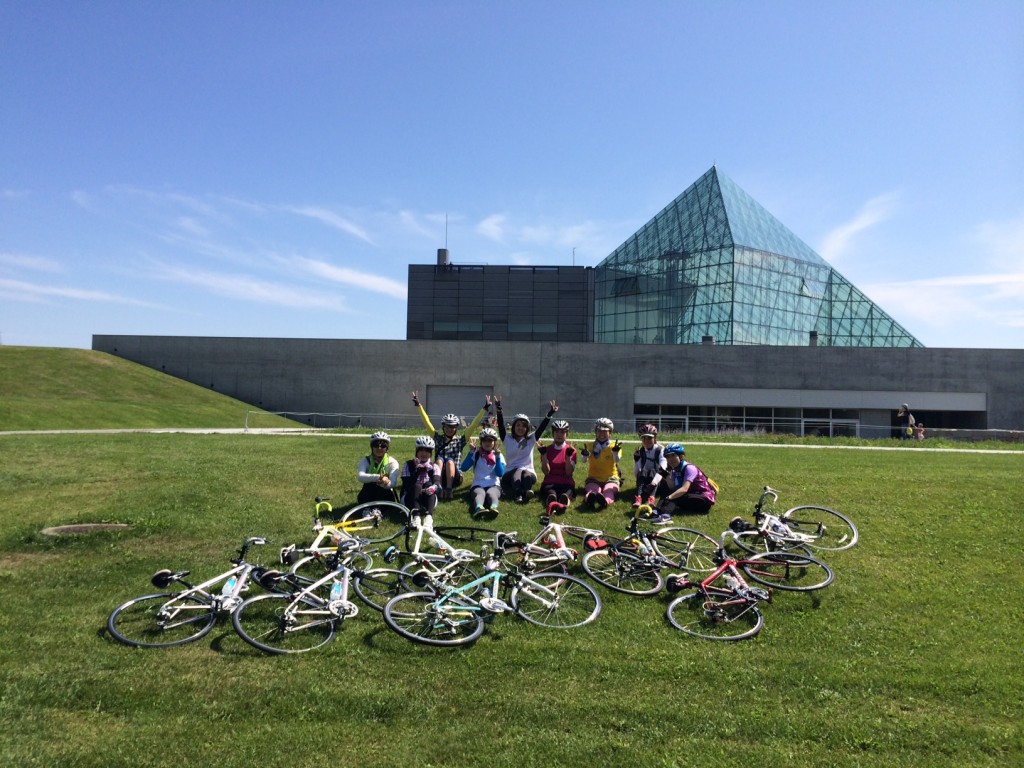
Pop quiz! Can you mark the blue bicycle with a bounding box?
[382,533,602,647]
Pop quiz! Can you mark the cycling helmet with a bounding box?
[370,431,391,447]
[441,413,460,427]
[664,443,685,456]
[638,423,658,437]
[551,419,570,431]
[415,436,435,451]
[478,427,499,441]
[594,417,614,431]
[511,413,532,430]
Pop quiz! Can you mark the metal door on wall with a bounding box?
[425,385,494,426]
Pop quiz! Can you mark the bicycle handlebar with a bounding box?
[238,536,269,558]
[755,486,779,513]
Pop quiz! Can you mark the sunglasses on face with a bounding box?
[372,442,389,449]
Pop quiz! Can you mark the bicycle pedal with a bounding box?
[218,596,242,613]
[479,596,510,614]
[329,600,359,617]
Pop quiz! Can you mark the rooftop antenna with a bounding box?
[445,214,448,249]
[572,247,576,267]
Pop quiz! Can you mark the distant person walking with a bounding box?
[896,403,915,440]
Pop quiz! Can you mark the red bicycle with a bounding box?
[663,528,833,641]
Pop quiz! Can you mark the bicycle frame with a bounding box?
[272,546,369,632]
[674,548,772,604]
[144,538,270,624]
[731,485,855,553]
[404,517,479,567]
[279,498,382,565]
[505,518,604,571]
[420,539,572,617]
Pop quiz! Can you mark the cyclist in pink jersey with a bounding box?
[538,418,577,515]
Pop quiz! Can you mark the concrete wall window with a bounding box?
[633,404,868,436]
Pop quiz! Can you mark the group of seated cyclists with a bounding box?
[354,392,717,523]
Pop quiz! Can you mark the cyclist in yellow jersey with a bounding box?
[580,417,621,509]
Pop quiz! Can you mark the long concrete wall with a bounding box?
[91,335,1024,431]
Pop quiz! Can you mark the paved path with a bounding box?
[1,428,1021,454]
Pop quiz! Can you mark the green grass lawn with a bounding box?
[1,431,1021,768]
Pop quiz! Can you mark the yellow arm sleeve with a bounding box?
[416,403,436,433]
[465,406,488,435]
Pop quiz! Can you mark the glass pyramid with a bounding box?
[594,167,923,347]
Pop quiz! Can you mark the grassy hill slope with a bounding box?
[0,346,291,430]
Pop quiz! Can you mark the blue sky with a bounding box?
[2,1,1022,350]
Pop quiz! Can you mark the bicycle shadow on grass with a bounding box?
[774,590,824,611]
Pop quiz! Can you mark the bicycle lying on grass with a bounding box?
[497,515,606,574]
[728,486,858,555]
[580,508,714,595]
[391,514,492,593]
[338,498,413,544]
[382,533,602,647]
[232,538,402,654]
[279,497,386,585]
[107,536,280,648]
[663,529,834,641]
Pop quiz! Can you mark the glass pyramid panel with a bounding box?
[594,167,923,347]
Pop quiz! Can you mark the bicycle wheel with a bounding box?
[512,573,602,628]
[652,527,721,572]
[232,593,338,654]
[108,592,218,648]
[581,549,663,595]
[383,591,485,647]
[288,551,372,588]
[666,590,764,641]
[782,506,858,551]
[731,530,812,557]
[352,567,404,611]
[339,501,410,544]
[742,552,834,592]
[399,560,481,594]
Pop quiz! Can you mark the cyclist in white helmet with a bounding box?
[401,436,441,517]
[632,423,667,509]
[538,418,577,515]
[356,431,400,504]
[411,390,491,500]
[460,427,505,517]
[494,395,558,503]
[579,417,622,509]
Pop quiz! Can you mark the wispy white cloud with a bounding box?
[285,205,375,245]
[862,211,1024,341]
[477,213,507,242]
[175,217,210,238]
[972,212,1024,270]
[399,210,442,240]
[818,192,901,265]
[285,256,407,299]
[0,252,63,273]
[0,277,159,307]
[149,262,349,310]
[473,212,618,263]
